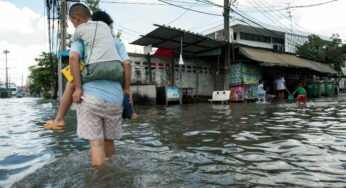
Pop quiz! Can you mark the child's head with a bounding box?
[92,11,113,28]
[259,79,264,84]
[69,3,91,28]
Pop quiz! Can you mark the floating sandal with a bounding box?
[44,120,65,130]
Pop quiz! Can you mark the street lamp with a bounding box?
[3,49,10,95]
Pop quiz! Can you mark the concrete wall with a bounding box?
[128,53,218,97]
[130,84,157,105]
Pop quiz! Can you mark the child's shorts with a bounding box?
[257,91,266,100]
[297,95,307,103]
[76,94,123,140]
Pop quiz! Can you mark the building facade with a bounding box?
[202,19,329,54]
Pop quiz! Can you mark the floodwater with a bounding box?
[1,96,346,187]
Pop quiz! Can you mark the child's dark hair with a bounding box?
[92,11,113,26]
[259,79,263,83]
[69,3,91,19]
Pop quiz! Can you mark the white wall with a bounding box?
[285,33,308,53]
[128,53,216,96]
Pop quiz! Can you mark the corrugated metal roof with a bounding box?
[299,57,337,75]
[239,46,337,75]
[131,24,229,54]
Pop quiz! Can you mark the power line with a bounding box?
[189,19,223,31]
[275,0,338,11]
[99,0,210,7]
[259,0,313,35]
[167,1,198,25]
[158,0,222,16]
[100,1,165,5]
[251,0,292,33]
[202,0,338,12]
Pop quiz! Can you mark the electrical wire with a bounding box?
[99,0,210,7]
[158,0,222,16]
[275,0,338,11]
[167,1,198,25]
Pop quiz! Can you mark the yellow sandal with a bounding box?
[44,120,65,130]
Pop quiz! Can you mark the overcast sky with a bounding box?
[0,0,345,86]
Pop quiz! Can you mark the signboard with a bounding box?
[242,64,260,84]
[229,63,242,85]
[212,90,230,101]
[166,87,180,99]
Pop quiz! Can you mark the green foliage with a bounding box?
[0,91,8,98]
[115,31,122,41]
[296,34,346,75]
[83,0,101,13]
[296,35,326,62]
[28,52,58,98]
[43,91,51,99]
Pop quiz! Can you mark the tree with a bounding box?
[296,34,346,75]
[29,52,58,98]
[115,31,122,41]
[83,0,101,13]
[296,35,326,62]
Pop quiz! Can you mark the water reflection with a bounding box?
[1,95,346,187]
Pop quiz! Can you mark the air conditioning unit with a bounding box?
[273,44,284,52]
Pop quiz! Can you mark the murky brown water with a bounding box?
[1,95,346,187]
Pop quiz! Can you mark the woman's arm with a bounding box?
[123,59,132,104]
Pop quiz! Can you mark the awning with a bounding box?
[131,24,228,55]
[299,58,337,75]
[239,46,337,75]
[154,47,176,57]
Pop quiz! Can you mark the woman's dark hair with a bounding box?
[92,11,113,25]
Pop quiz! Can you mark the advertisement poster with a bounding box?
[166,87,180,99]
[242,64,260,84]
[230,86,244,102]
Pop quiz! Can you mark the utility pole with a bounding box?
[3,49,9,94]
[223,0,231,90]
[58,0,67,99]
[60,0,67,51]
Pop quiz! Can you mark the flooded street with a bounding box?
[1,96,346,187]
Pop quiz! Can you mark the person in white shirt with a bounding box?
[275,74,286,100]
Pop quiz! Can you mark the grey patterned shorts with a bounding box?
[76,94,123,140]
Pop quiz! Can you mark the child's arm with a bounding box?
[69,51,83,103]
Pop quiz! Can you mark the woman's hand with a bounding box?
[123,88,133,105]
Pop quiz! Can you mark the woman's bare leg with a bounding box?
[89,139,106,166]
[104,139,115,158]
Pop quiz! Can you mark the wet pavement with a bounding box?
[1,96,346,187]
